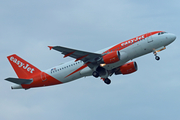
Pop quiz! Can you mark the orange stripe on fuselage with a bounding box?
[103,31,163,54]
[65,62,90,78]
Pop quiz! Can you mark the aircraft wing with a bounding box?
[48,46,102,64]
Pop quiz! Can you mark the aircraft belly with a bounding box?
[54,72,82,83]
[80,67,93,77]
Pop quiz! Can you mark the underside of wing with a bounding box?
[48,46,102,63]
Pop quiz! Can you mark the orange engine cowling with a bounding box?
[102,51,120,64]
[115,61,138,75]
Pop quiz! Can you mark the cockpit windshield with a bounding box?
[158,32,167,35]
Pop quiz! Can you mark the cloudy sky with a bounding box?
[1,0,180,120]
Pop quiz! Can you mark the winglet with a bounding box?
[48,46,53,50]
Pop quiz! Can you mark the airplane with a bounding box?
[5,31,176,89]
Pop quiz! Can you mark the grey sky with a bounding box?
[1,0,180,120]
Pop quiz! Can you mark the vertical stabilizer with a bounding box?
[7,54,41,79]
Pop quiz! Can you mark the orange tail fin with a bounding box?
[7,54,41,79]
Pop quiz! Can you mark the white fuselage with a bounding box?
[43,32,176,84]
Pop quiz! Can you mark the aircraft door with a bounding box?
[41,72,47,81]
[147,33,153,43]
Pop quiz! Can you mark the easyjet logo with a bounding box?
[121,35,145,46]
[10,57,34,73]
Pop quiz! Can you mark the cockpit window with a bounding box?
[158,32,167,35]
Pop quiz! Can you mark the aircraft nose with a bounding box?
[169,33,176,42]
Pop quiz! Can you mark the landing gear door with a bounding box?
[147,33,153,43]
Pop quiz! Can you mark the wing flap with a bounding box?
[5,77,33,85]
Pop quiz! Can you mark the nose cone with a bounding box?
[169,33,176,43]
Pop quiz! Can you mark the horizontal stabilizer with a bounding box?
[5,77,33,85]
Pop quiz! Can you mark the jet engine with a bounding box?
[115,61,138,75]
[102,51,120,64]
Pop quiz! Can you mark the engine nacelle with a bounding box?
[102,51,120,64]
[115,61,138,75]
